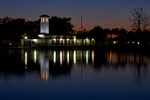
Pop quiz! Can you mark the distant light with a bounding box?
[53,38,56,41]
[92,39,94,41]
[127,41,130,44]
[74,39,76,41]
[60,38,62,41]
[113,41,116,44]
[38,34,45,38]
[137,42,140,45]
[33,39,37,42]
[132,41,134,44]
[67,39,69,41]
[25,36,27,39]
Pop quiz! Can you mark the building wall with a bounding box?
[21,38,96,47]
[40,22,49,34]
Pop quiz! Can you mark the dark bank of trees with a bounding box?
[49,16,74,35]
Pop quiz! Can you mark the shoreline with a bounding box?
[0,45,150,51]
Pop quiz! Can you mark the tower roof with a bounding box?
[40,14,49,17]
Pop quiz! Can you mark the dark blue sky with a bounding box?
[0,0,150,31]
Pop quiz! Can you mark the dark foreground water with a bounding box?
[0,49,150,100]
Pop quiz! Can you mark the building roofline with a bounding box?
[40,14,49,17]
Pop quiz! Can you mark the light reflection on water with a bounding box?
[0,49,150,100]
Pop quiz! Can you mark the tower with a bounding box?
[40,14,49,34]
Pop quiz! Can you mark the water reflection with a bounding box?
[38,51,49,83]
[0,49,150,85]
[1,49,150,100]
[53,50,56,65]
[74,50,76,64]
[86,50,88,64]
[67,50,69,65]
[92,50,94,64]
[25,52,27,69]
[34,50,37,63]
[60,51,62,65]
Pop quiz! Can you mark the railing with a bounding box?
[33,43,96,46]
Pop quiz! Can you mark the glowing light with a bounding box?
[67,51,69,65]
[86,50,88,64]
[137,42,140,45]
[74,39,76,41]
[92,51,94,64]
[60,38,62,41]
[25,52,27,69]
[132,41,135,44]
[53,38,56,41]
[113,41,116,44]
[53,51,56,64]
[60,51,62,65]
[127,41,130,44]
[33,39,37,42]
[67,39,69,41]
[74,50,76,64]
[38,34,45,38]
[25,36,27,39]
[34,50,37,63]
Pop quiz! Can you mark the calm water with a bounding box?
[0,49,150,100]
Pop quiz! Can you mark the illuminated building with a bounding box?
[21,14,96,47]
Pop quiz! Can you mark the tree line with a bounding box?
[0,7,150,46]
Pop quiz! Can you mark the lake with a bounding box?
[0,49,150,100]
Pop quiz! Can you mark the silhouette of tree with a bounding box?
[111,28,120,44]
[8,18,26,42]
[130,7,150,31]
[49,16,74,35]
[0,17,26,44]
[90,26,106,44]
[104,28,111,40]
[120,28,127,36]
[25,20,40,36]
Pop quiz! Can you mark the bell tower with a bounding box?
[40,14,49,34]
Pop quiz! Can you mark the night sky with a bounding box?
[0,0,150,31]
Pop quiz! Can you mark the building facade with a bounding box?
[21,14,95,47]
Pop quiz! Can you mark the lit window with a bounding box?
[46,18,48,22]
[33,39,37,42]
[38,34,45,38]
[41,18,44,22]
